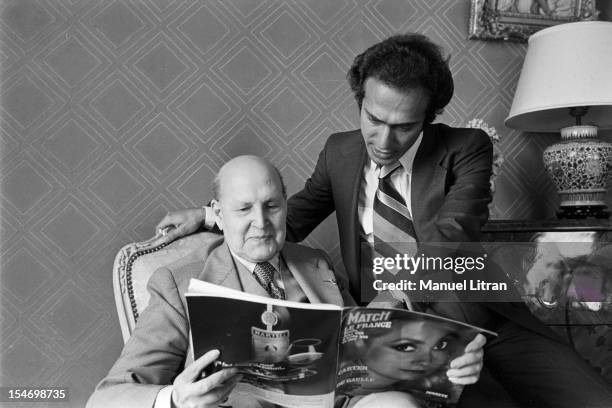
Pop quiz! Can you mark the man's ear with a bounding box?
[211,199,223,231]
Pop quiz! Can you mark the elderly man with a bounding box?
[87,156,353,408]
[88,155,486,408]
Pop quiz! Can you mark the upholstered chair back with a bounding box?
[113,231,220,343]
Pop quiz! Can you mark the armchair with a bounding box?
[112,230,222,343]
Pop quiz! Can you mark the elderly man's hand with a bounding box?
[171,349,242,408]
[156,208,206,243]
[446,333,486,385]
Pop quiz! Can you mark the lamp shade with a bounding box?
[505,21,612,132]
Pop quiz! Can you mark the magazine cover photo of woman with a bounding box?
[336,310,483,408]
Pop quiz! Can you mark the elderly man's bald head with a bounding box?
[211,155,287,263]
[213,155,286,201]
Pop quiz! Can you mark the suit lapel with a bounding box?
[282,246,321,304]
[200,243,240,290]
[412,124,444,191]
[412,124,447,239]
[341,131,367,225]
[341,132,369,286]
[282,243,343,306]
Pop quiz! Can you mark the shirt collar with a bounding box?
[399,131,423,171]
[229,249,280,274]
[369,131,423,173]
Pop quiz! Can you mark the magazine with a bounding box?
[186,279,497,408]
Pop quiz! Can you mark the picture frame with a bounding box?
[469,0,599,42]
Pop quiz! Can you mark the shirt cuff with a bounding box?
[154,385,173,408]
[202,206,215,229]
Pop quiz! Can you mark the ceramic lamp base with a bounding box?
[543,125,612,219]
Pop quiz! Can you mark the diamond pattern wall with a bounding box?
[2,1,610,407]
[2,76,53,128]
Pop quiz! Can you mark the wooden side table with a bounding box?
[481,219,612,382]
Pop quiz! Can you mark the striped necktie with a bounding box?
[373,162,416,244]
[371,165,435,312]
[372,162,417,276]
[253,262,286,300]
[371,164,428,310]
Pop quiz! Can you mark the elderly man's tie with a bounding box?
[253,261,286,300]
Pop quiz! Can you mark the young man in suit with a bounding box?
[88,155,486,408]
[157,35,612,407]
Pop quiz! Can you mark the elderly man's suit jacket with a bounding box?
[87,240,353,408]
[285,124,557,340]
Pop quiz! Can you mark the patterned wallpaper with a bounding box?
[0,0,610,406]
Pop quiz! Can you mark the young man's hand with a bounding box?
[156,208,206,242]
[446,333,486,384]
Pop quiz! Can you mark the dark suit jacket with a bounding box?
[285,124,557,339]
[87,240,354,408]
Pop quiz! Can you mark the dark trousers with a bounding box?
[458,319,612,408]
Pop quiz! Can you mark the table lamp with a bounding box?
[505,21,612,219]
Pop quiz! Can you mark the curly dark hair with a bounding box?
[347,33,454,124]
